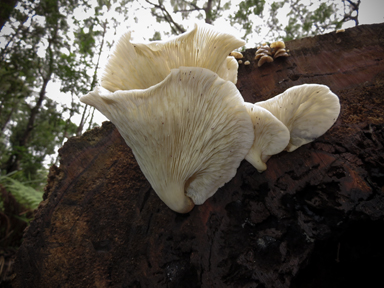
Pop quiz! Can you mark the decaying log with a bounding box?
[13,23,384,288]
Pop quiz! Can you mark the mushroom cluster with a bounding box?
[81,23,340,213]
[255,41,290,67]
[244,84,340,172]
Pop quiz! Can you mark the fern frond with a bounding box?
[0,174,44,210]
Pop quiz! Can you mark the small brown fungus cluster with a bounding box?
[255,41,289,67]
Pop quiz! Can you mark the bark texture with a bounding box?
[13,23,384,288]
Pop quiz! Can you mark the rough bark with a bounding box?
[13,23,384,288]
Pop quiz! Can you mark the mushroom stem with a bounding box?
[245,147,267,173]
[157,182,195,213]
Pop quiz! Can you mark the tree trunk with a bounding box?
[4,76,50,174]
[5,24,57,173]
[13,23,384,288]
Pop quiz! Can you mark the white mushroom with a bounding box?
[81,67,254,213]
[255,84,341,152]
[244,103,290,172]
[101,23,245,92]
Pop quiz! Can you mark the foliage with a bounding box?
[145,0,359,45]
[0,2,133,258]
[233,0,347,43]
[230,0,266,39]
[280,0,344,41]
[1,0,76,180]
[0,176,38,285]
[0,172,44,211]
[0,0,116,183]
[0,172,42,260]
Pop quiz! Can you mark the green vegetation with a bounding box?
[147,0,360,45]
[0,172,44,211]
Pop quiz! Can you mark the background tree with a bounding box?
[0,1,128,282]
[1,0,78,183]
[0,0,18,30]
[144,0,361,45]
[0,0,119,185]
[340,0,361,26]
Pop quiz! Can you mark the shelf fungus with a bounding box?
[244,103,290,172]
[101,23,245,93]
[255,84,341,152]
[255,41,289,67]
[81,67,254,213]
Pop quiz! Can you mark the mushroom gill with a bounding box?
[81,67,254,213]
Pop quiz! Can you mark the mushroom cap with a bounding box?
[101,23,245,92]
[258,55,274,67]
[230,51,243,59]
[255,84,341,152]
[81,67,254,213]
[244,103,290,172]
[255,47,272,55]
[274,48,289,58]
[270,41,285,50]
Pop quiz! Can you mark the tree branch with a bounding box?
[174,8,202,13]
[341,0,360,26]
[145,0,185,34]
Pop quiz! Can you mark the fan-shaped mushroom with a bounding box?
[255,84,341,152]
[244,103,290,172]
[101,23,245,92]
[81,67,254,213]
